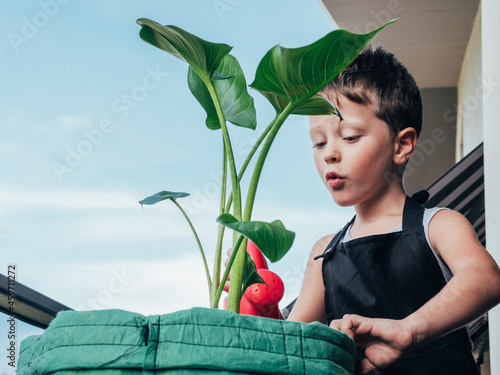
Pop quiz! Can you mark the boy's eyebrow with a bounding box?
[308,127,322,137]
[308,120,364,136]
[337,121,364,131]
[342,124,363,131]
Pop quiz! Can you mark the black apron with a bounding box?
[317,196,480,374]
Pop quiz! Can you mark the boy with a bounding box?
[287,46,500,374]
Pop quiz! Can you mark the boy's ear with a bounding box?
[393,127,417,165]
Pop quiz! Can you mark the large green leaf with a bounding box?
[188,54,256,130]
[216,213,295,262]
[295,95,343,119]
[259,92,342,118]
[139,191,189,205]
[137,18,232,81]
[138,19,257,132]
[250,20,397,115]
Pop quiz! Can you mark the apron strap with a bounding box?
[317,195,427,260]
[314,218,353,260]
[402,195,426,230]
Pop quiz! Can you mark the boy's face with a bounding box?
[309,96,398,207]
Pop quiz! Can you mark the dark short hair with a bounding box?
[322,46,422,137]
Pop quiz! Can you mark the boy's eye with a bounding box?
[343,136,360,143]
[312,141,326,149]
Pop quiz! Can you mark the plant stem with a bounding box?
[172,199,212,294]
[212,234,244,308]
[224,115,278,214]
[211,140,228,305]
[211,223,227,305]
[225,104,295,312]
[220,141,228,219]
[225,237,247,312]
[205,79,244,313]
[206,83,242,221]
[243,103,294,221]
[218,118,277,308]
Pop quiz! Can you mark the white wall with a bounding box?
[458,3,500,373]
[482,0,500,373]
[404,88,457,195]
[456,7,483,161]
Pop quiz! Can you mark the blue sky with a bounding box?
[0,1,357,369]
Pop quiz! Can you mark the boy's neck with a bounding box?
[350,186,407,239]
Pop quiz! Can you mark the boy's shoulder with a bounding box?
[428,208,482,261]
[428,208,469,232]
[310,233,336,259]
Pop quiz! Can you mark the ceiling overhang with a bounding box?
[318,0,480,89]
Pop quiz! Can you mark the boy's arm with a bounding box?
[331,210,500,374]
[286,234,333,324]
[407,209,500,344]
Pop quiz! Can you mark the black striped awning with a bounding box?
[422,142,485,246]
[420,142,487,353]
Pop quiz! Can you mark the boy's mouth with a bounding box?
[325,171,345,188]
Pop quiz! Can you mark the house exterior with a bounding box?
[318,0,500,373]
[2,1,499,373]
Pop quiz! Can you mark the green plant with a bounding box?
[137,18,396,313]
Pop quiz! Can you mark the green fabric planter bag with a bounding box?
[18,307,356,375]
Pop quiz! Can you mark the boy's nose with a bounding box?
[324,144,341,163]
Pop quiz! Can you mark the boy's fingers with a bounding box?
[344,314,371,335]
[224,247,233,268]
[330,314,370,342]
[222,247,236,293]
[356,358,377,375]
[330,316,356,340]
[329,319,342,331]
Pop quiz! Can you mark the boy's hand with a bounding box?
[330,314,415,374]
[223,247,232,292]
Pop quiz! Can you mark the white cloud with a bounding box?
[0,142,15,152]
[20,256,214,316]
[0,184,353,263]
[1,184,353,319]
[57,115,93,130]
[0,185,224,250]
[0,186,139,210]
[34,124,61,137]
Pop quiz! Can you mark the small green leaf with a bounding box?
[250,20,397,114]
[188,54,256,130]
[139,191,190,205]
[216,213,295,262]
[242,252,267,294]
[137,19,232,81]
